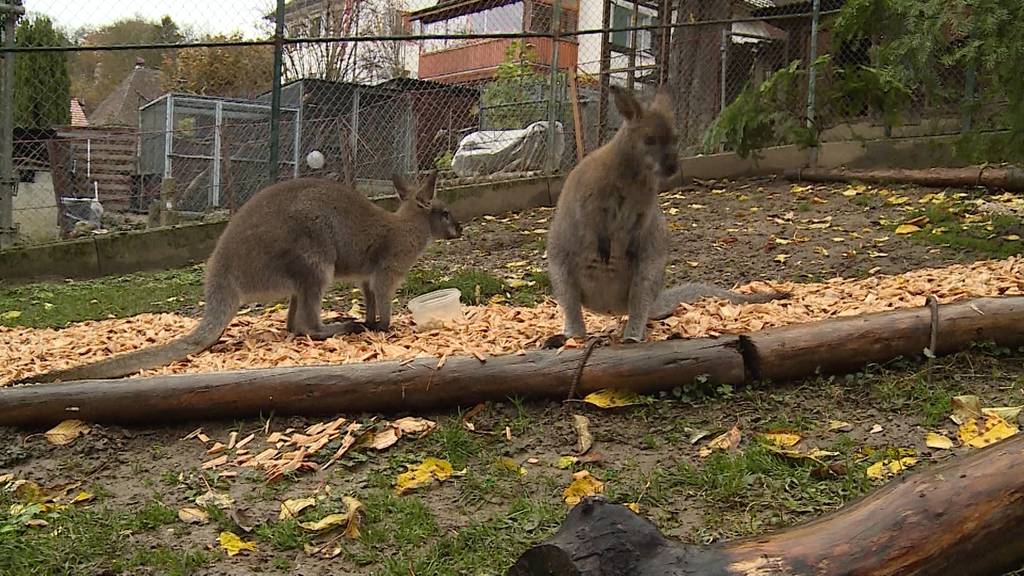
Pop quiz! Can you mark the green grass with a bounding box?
[0,496,204,576]
[902,205,1024,258]
[0,266,204,329]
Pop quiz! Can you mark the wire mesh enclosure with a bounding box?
[0,0,1018,247]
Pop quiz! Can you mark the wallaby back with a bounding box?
[16,173,459,384]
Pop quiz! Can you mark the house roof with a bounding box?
[88,65,164,127]
[70,98,89,127]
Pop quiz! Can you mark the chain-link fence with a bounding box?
[0,0,1015,248]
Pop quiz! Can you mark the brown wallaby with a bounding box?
[545,85,786,346]
[19,171,461,384]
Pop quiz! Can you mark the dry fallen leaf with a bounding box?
[581,389,644,409]
[925,432,954,450]
[958,414,1018,448]
[563,470,604,507]
[299,513,348,532]
[44,420,90,446]
[556,456,578,469]
[279,497,316,520]
[866,457,918,480]
[699,425,741,457]
[758,432,801,449]
[178,507,210,525]
[218,531,257,556]
[951,395,984,425]
[827,420,853,432]
[496,457,527,476]
[395,457,455,495]
[196,491,234,510]
[572,414,593,455]
[895,224,922,235]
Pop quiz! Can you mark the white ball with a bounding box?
[306,150,325,170]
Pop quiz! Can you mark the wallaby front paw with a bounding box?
[542,334,568,349]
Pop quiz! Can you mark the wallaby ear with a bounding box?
[417,170,438,202]
[650,85,674,122]
[610,85,643,122]
[392,173,413,201]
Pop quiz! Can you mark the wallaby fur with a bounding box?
[20,172,461,384]
[546,85,786,343]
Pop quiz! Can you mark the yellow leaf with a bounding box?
[581,389,643,409]
[218,531,257,556]
[178,507,210,524]
[982,406,1023,422]
[925,433,954,450]
[827,420,852,432]
[496,457,527,476]
[563,471,604,507]
[279,497,316,520]
[958,415,1018,449]
[867,457,917,480]
[758,432,801,449]
[1002,234,1021,241]
[887,195,911,205]
[895,224,921,235]
[1,310,21,320]
[556,456,578,469]
[773,254,789,263]
[341,496,364,540]
[395,457,454,494]
[625,502,640,513]
[299,513,347,532]
[44,420,90,446]
[69,491,94,505]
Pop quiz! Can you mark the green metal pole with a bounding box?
[546,0,562,174]
[0,0,23,248]
[268,0,285,184]
[805,0,821,167]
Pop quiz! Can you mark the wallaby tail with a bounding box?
[15,287,238,384]
[650,283,789,320]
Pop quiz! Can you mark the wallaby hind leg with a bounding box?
[368,275,400,332]
[291,267,361,339]
[545,261,587,348]
[286,295,299,333]
[361,281,377,326]
[622,263,663,343]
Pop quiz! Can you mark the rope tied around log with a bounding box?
[567,337,606,401]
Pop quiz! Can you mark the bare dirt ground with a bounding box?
[1,177,1023,576]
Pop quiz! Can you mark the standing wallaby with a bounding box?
[19,172,461,384]
[545,85,786,345]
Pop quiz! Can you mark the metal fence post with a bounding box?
[0,0,24,248]
[546,0,562,174]
[805,0,821,167]
[268,0,286,184]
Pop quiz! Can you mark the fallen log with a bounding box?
[0,336,746,427]
[1,296,1022,428]
[743,295,1024,383]
[509,432,1024,576]
[785,166,1024,191]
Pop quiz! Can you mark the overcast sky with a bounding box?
[22,1,274,38]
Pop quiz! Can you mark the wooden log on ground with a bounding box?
[509,432,1024,575]
[2,296,1023,428]
[743,296,1024,384]
[0,337,745,427]
[785,166,1024,191]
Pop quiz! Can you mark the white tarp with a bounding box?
[451,121,564,178]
